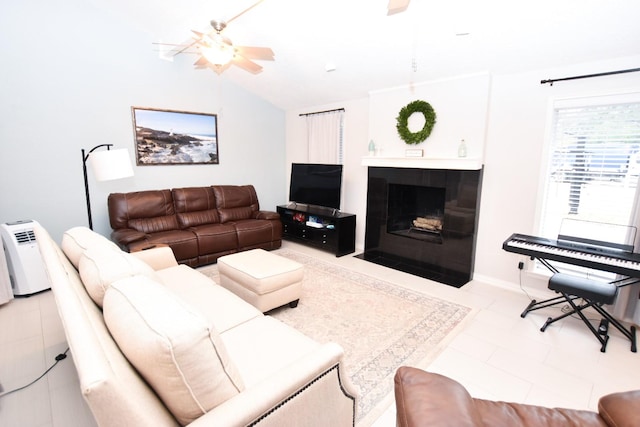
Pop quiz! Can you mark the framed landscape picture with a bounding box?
[131,107,219,165]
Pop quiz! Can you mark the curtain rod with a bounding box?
[299,108,345,117]
[541,67,640,86]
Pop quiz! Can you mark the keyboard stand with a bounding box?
[520,254,640,317]
[520,294,577,318]
[504,230,640,352]
[519,255,566,317]
[521,269,637,352]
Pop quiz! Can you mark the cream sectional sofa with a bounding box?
[36,224,356,426]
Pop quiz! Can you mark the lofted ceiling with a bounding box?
[99,0,640,110]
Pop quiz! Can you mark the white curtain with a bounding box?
[306,110,343,163]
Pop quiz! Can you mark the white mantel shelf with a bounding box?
[361,156,483,170]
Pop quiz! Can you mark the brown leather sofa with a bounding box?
[394,366,640,427]
[108,185,282,267]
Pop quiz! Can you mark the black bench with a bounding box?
[522,273,636,353]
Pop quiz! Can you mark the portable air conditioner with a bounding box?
[0,239,12,305]
[0,220,51,296]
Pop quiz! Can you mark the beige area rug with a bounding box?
[200,249,473,426]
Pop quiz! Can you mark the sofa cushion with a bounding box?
[190,223,238,256]
[221,316,320,387]
[103,276,245,425]
[108,190,179,232]
[126,230,199,267]
[599,390,640,426]
[61,226,120,268]
[156,264,262,333]
[173,187,220,228]
[213,185,260,223]
[78,247,159,307]
[234,219,281,249]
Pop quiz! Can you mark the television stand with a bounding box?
[277,205,356,257]
[287,202,339,216]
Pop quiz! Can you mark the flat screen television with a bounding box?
[289,163,343,210]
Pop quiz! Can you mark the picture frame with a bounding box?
[131,107,219,165]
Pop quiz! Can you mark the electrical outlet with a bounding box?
[518,261,524,270]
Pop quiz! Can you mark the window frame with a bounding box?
[533,91,640,278]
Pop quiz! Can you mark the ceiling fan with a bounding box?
[163,0,274,75]
[387,0,410,15]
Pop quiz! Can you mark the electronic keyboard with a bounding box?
[503,233,640,277]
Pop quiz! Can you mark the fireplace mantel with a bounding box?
[361,156,483,170]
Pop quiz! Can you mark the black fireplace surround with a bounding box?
[357,166,483,287]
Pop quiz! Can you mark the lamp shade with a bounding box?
[90,148,134,182]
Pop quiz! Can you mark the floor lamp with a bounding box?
[82,144,134,230]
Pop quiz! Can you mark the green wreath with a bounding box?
[396,100,436,145]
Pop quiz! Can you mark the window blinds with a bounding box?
[540,101,640,239]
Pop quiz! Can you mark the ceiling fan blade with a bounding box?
[226,0,265,25]
[155,46,199,57]
[161,36,199,57]
[160,27,211,57]
[232,56,263,74]
[387,0,410,15]
[235,46,274,61]
[153,42,188,47]
[195,53,263,75]
[194,56,209,67]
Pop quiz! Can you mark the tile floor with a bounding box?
[1,240,639,426]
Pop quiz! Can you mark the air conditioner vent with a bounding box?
[14,230,36,244]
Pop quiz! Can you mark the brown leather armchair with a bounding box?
[394,366,640,427]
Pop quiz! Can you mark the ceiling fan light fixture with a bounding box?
[202,45,235,66]
[167,3,273,75]
[201,35,235,66]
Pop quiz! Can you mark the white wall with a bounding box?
[477,55,640,291]
[285,55,640,292]
[0,0,286,242]
[368,73,491,159]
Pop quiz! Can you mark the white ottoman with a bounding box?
[217,249,303,312]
